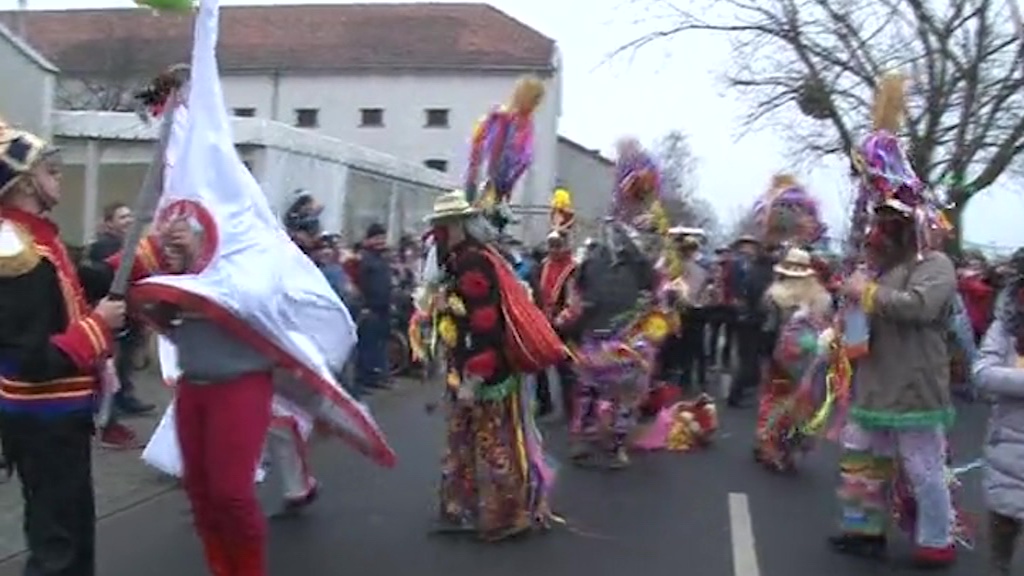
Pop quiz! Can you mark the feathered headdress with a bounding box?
[848,72,949,255]
[550,186,575,233]
[0,115,54,197]
[752,173,826,247]
[852,72,923,212]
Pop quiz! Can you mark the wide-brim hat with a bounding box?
[0,120,52,197]
[424,190,479,222]
[774,247,815,277]
[731,234,760,247]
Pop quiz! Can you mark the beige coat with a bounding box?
[851,250,957,429]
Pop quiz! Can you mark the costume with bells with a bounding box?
[0,115,155,576]
[827,73,959,568]
[464,77,545,233]
[753,248,832,473]
[427,190,565,541]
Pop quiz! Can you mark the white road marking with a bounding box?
[729,492,761,576]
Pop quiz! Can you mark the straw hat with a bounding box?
[731,234,760,247]
[773,248,815,278]
[424,190,479,222]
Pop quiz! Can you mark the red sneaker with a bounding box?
[100,422,142,450]
[912,544,956,568]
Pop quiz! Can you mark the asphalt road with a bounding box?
[0,385,1005,576]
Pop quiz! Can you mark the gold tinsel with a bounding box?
[871,72,907,133]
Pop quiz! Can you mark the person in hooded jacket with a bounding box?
[972,267,1024,575]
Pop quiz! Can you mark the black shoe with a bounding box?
[116,396,156,416]
[827,533,887,559]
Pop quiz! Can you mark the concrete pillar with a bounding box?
[81,139,100,246]
[386,180,400,246]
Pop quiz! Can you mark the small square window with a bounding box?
[360,108,384,127]
[295,108,319,128]
[233,107,256,118]
[424,108,449,128]
[424,159,448,172]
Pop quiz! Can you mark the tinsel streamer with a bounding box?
[800,348,852,438]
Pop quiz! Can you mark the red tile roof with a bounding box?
[0,3,555,75]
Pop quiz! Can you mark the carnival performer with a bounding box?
[108,3,395,574]
[828,72,957,567]
[753,248,832,473]
[535,192,583,420]
[973,271,1024,576]
[464,76,545,233]
[612,138,664,231]
[0,115,133,576]
[425,189,564,541]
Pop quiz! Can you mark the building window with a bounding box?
[424,159,448,172]
[295,108,319,128]
[360,108,385,127]
[424,108,449,128]
[233,107,256,117]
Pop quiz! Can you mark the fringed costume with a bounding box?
[828,72,959,568]
[464,77,544,233]
[427,191,564,541]
[753,248,832,473]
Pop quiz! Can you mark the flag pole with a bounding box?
[108,97,178,298]
[96,97,178,429]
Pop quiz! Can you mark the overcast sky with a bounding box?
[13,0,1024,250]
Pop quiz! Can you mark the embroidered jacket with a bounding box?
[0,209,159,415]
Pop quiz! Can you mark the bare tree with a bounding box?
[652,129,721,240]
[614,0,1024,247]
[53,28,154,112]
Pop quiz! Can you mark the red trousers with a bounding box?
[177,372,273,576]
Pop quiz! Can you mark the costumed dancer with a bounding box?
[464,76,545,233]
[973,268,1024,576]
[827,72,958,568]
[535,186,582,420]
[0,116,132,575]
[571,204,669,469]
[111,2,396,574]
[425,190,565,541]
[753,247,832,473]
[751,174,827,251]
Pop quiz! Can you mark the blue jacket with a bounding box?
[356,249,392,315]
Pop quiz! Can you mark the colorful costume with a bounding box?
[464,77,544,233]
[428,190,563,541]
[753,248,832,472]
[828,73,958,568]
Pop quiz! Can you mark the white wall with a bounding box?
[217,70,560,227]
[0,24,56,137]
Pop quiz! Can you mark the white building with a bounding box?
[0,18,453,248]
[1,3,562,243]
[555,135,615,243]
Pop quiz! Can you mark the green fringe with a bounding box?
[475,376,520,402]
[849,406,955,430]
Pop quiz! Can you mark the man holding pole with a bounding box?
[0,116,129,575]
